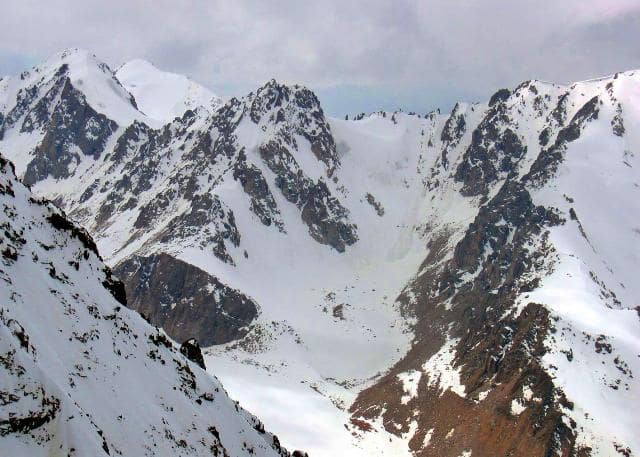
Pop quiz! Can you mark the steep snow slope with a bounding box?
[0,48,142,127]
[0,155,293,456]
[116,59,222,122]
[523,75,640,454]
[200,112,435,455]
[1,49,639,457]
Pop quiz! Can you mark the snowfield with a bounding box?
[116,58,222,122]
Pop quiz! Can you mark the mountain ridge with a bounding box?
[115,58,223,122]
[0,152,297,457]
[0,50,638,456]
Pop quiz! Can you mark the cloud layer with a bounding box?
[1,0,639,115]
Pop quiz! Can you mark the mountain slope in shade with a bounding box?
[0,154,294,456]
[0,49,639,457]
[116,59,222,122]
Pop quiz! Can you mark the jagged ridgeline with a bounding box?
[0,49,638,457]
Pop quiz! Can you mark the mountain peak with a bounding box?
[52,47,98,63]
[116,58,222,122]
[15,48,144,126]
[254,78,318,104]
[35,48,113,83]
[248,78,325,126]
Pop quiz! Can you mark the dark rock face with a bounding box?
[448,180,561,279]
[110,121,152,165]
[612,104,625,136]
[102,269,128,306]
[259,141,357,252]
[21,77,118,186]
[46,212,99,256]
[440,102,467,169]
[180,338,206,369]
[350,173,573,456]
[526,96,600,187]
[301,180,357,252]
[488,88,511,106]
[233,149,285,231]
[249,79,340,175]
[550,91,570,126]
[114,253,258,346]
[365,193,385,216]
[242,80,358,251]
[441,103,467,145]
[4,67,64,131]
[454,92,527,198]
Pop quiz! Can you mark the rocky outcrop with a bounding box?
[114,253,258,346]
[259,140,357,252]
[233,149,285,231]
[180,338,206,369]
[349,174,575,456]
[248,79,340,175]
[454,92,526,198]
[23,77,118,185]
[365,192,385,216]
[526,95,600,187]
[440,102,467,169]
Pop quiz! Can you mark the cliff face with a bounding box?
[114,252,258,346]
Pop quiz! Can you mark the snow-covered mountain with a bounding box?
[1,49,638,457]
[116,59,222,122]
[0,154,296,456]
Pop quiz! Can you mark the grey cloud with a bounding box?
[0,0,638,115]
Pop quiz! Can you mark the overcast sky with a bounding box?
[1,0,639,116]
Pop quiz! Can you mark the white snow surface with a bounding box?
[422,337,466,398]
[518,73,640,455]
[397,370,422,404]
[116,59,222,122]
[0,157,287,456]
[11,48,146,126]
